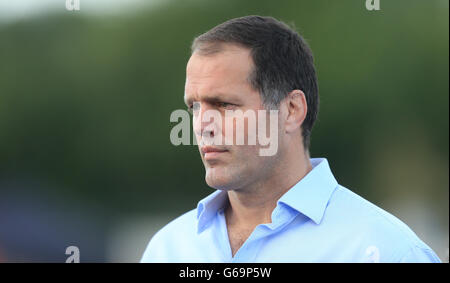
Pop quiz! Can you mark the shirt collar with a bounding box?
[196,189,228,233]
[196,158,338,233]
[276,158,338,225]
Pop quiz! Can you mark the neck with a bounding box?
[225,148,312,229]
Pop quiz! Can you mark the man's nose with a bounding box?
[193,103,218,139]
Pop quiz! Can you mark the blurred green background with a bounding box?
[0,0,448,262]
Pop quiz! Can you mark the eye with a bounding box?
[217,102,235,109]
[188,102,200,114]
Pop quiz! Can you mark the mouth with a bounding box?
[201,146,229,160]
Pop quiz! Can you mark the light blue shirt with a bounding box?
[141,158,441,263]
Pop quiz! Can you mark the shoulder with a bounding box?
[140,208,198,262]
[324,185,440,262]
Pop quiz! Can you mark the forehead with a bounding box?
[184,45,256,103]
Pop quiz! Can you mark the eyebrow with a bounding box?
[184,93,239,106]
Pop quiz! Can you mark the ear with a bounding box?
[284,89,307,134]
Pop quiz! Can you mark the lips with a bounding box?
[201,146,228,160]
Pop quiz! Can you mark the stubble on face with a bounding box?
[185,44,282,192]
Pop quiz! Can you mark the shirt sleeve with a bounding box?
[398,245,442,263]
[140,231,165,263]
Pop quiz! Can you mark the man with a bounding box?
[141,16,441,263]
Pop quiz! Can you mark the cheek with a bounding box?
[222,114,258,146]
[221,116,237,145]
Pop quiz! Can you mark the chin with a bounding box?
[204,168,235,191]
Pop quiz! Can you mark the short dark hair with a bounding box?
[191,15,319,151]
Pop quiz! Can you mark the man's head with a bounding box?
[184,15,319,191]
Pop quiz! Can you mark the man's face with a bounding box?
[184,44,283,191]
